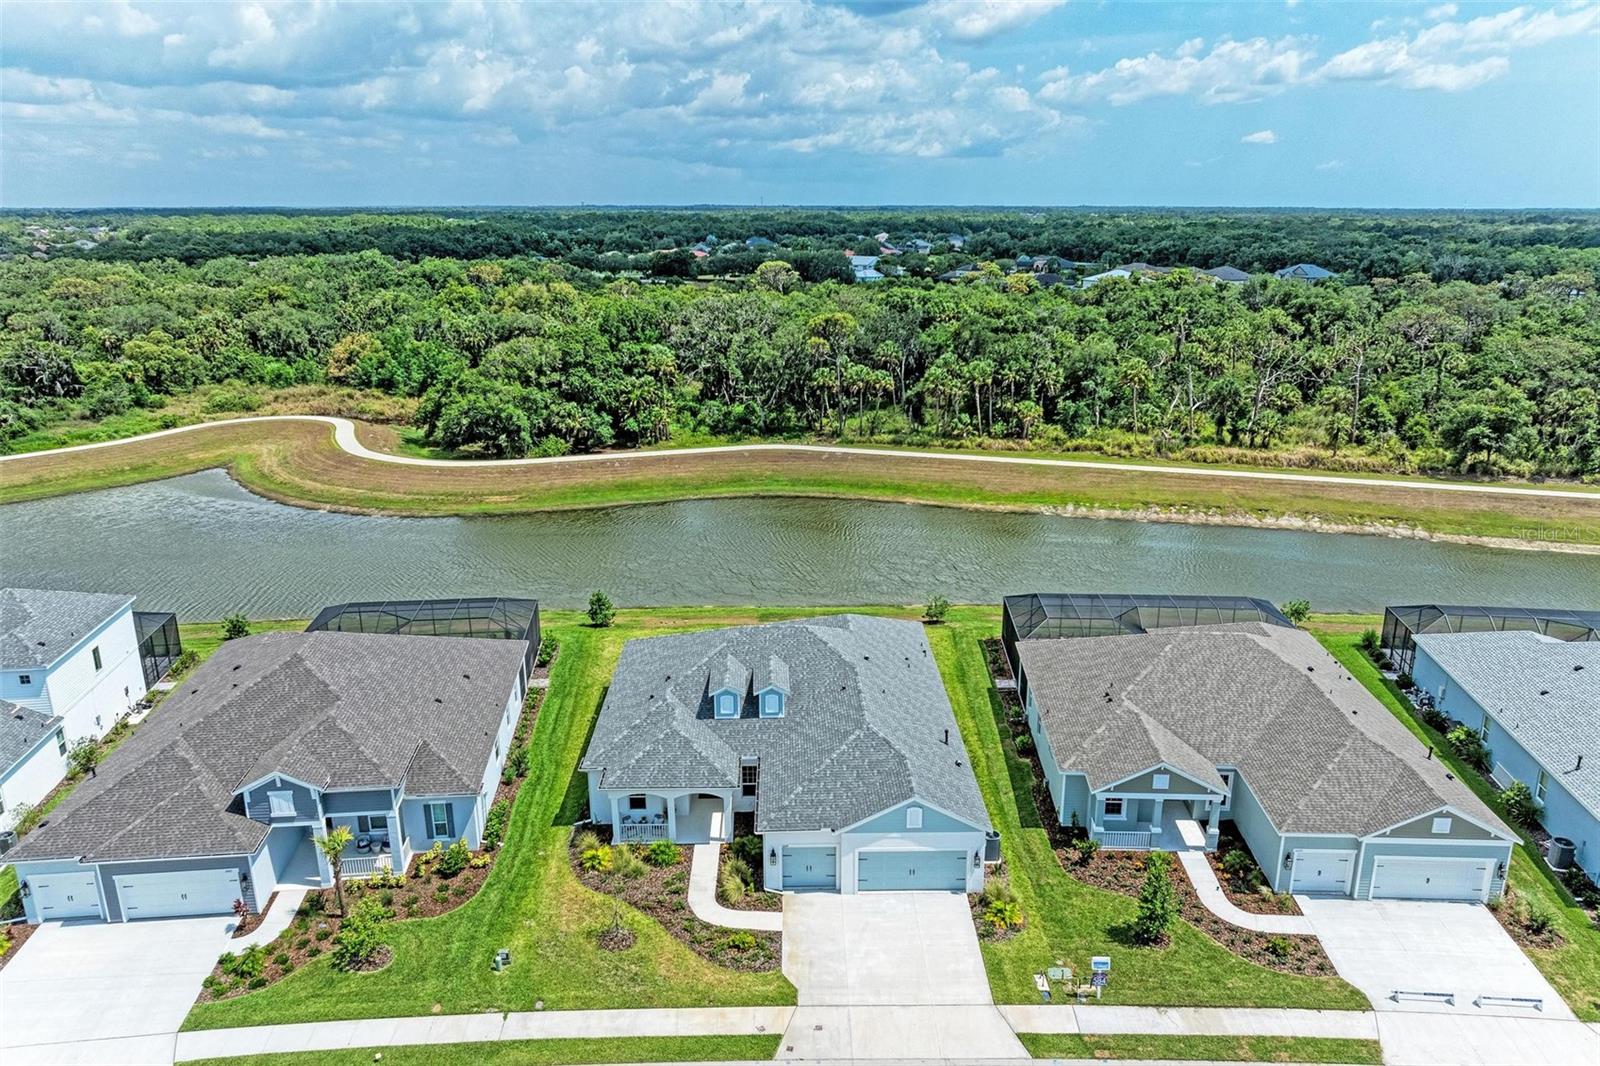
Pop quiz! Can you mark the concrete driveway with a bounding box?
[778,891,1027,1059]
[0,915,233,1065]
[1298,897,1571,1019]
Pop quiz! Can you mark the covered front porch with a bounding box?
[268,824,405,888]
[1092,796,1221,852]
[612,790,732,845]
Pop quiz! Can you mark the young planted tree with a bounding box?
[587,590,615,627]
[316,824,354,916]
[67,737,102,778]
[1132,851,1178,945]
[221,613,251,641]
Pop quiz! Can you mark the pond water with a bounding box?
[3,469,1595,619]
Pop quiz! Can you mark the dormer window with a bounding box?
[759,688,785,718]
[267,790,296,818]
[714,689,740,719]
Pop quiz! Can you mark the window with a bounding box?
[628,794,648,811]
[906,806,923,829]
[1431,817,1453,835]
[494,741,500,760]
[267,790,296,818]
[1218,771,1234,809]
[55,730,66,756]
[1103,797,1125,819]
[92,646,102,671]
[357,815,389,834]
[759,690,785,718]
[17,674,30,686]
[425,802,452,838]
[1152,773,1170,790]
[714,691,739,719]
[741,764,759,797]
[1535,771,1548,803]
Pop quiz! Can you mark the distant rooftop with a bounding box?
[1,588,134,670]
[0,698,62,777]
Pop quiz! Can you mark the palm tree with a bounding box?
[317,825,354,915]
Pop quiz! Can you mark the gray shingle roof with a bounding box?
[1,588,134,670]
[1414,631,1599,818]
[0,698,62,776]
[580,615,991,834]
[1018,622,1513,838]
[9,631,526,862]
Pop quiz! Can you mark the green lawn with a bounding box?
[1016,1033,1384,1063]
[0,866,18,920]
[1311,625,1600,1022]
[179,1034,782,1066]
[183,611,798,1031]
[928,610,1367,1009]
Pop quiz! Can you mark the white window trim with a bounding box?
[906,806,923,829]
[1103,797,1125,820]
[714,690,739,719]
[1431,816,1453,835]
[1152,773,1170,790]
[1535,770,1548,803]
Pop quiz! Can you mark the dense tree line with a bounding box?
[0,241,1596,478]
[6,207,1599,284]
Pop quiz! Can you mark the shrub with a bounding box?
[644,838,681,867]
[305,945,322,958]
[247,976,268,989]
[1446,726,1491,773]
[1420,704,1451,733]
[221,613,251,641]
[612,844,647,879]
[723,930,758,952]
[469,852,491,869]
[1070,837,1101,865]
[537,633,557,667]
[1220,849,1255,884]
[232,897,250,921]
[1132,852,1177,945]
[723,856,754,890]
[574,829,602,854]
[219,944,266,981]
[1524,906,1555,937]
[980,876,1015,906]
[1499,781,1541,830]
[580,845,614,872]
[273,951,290,967]
[332,896,390,971]
[483,799,511,851]
[719,869,747,904]
[983,898,1024,933]
[295,935,310,949]
[415,841,445,877]
[923,596,951,624]
[1357,628,1382,658]
[171,648,201,675]
[730,833,764,872]
[1396,672,1414,690]
[1014,732,1034,753]
[1279,599,1311,625]
[587,590,615,627]
[435,838,471,878]
[1266,935,1292,959]
[510,745,531,778]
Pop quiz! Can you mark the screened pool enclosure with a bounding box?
[1381,604,1600,676]
[1002,592,1292,670]
[306,597,542,675]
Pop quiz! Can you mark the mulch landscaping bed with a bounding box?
[1207,826,1302,917]
[716,819,782,913]
[1491,884,1567,952]
[980,640,1333,976]
[0,922,38,970]
[570,829,782,972]
[230,892,279,938]
[195,674,552,1004]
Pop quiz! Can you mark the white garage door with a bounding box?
[114,868,241,920]
[31,872,103,920]
[1290,850,1356,895]
[856,849,967,891]
[1371,856,1492,902]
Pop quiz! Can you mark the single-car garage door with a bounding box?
[781,846,838,890]
[857,849,966,892]
[31,872,103,920]
[1290,850,1356,895]
[114,868,241,920]
[1370,856,1492,902]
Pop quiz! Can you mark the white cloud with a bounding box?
[1241,128,1276,144]
[927,0,1066,42]
[1315,158,1345,170]
[1425,3,1458,19]
[1038,36,1319,106]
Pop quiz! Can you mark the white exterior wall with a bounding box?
[5,607,147,744]
[0,732,67,828]
[471,686,522,842]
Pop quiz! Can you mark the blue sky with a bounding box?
[2,1,1597,208]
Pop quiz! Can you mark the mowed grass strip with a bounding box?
[1016,1033,1385,1063]
[181,1034,783,1066]
[1312,624,1600,1022]
[928,610,1368,1010]
[3,417,1595,545]
[182,612,798,1031]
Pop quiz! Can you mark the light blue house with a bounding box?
[1411,631,1599,875]
[1013,611,1516,900]
[581,615,995,893]
[1273,263,1335,281]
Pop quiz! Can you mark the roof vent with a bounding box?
[463,673,471,680]
[433,697,443,704]
[232,664,241,671]
[1540,690,1549,696]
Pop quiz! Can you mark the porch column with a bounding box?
[391,790,405,868]
[1205,799,1221,850]
[722,793,733,842]
[611,797,624,841]
[1151,798,1164,838]
[665,793,678,841]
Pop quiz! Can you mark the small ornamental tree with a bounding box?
[221,613,251,641]
[317,825,354,915]
[587,590,615,628]
[67,737,102,778]
[1279,600,1311,626]
[1132,851,1178,945]
[923,596,951,624]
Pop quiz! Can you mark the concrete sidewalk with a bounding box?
[999,1004,1378,1039]
[1175,851,1314,935]
[688,844,783,932]
[174,1006,795,1062]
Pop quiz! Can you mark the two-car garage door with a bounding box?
[1371,856,1492,902]
[113,869,242,920]
[856,849,966,892]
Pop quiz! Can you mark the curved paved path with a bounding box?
[3,414,1596,502]
[688,844,783,932]
[1175,850,1315,935]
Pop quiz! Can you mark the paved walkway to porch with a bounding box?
[1174,850,1314,934]
[688,844,783,931]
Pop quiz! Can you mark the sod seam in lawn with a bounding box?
[1311,625,1600,1023]
[1016,1033,1385,1063]
[180,1034,784,1066]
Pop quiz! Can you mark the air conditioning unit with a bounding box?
[0,830,17,855]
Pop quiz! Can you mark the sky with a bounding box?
[2,0,1598,209]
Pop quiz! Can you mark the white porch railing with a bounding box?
[617,822,669,843]
[1098,829,1154,850]
[341,854,393,879]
